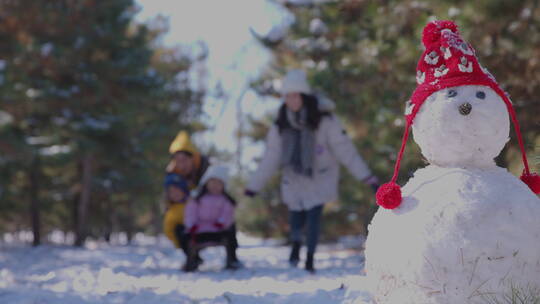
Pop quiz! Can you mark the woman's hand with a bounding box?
[188,225,198,235]
[363,175,380,193]
[188,225,198,244]
[244,189,257,197]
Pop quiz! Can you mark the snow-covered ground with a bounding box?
[0,232,373,303]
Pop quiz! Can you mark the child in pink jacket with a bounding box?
[184,165,242,272]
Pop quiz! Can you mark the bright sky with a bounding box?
[136,0,291,170]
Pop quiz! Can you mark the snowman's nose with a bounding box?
[459,102,472,116]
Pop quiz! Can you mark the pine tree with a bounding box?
[0,0,206,245]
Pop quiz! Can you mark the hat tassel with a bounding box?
[521,172,540,194]
[376,123,412,209]
[504,95,540,194]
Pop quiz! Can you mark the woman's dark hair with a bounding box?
[172,150,193,158]
[195,182,237,206]
[275,93,330,133]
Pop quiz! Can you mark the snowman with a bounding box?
[365,20,540,304]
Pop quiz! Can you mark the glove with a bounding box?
[213,222,225,230]
[189,225,198,235]
[370,183,380,193]
[244,189,257,197]
[363,175,380,193]
[188,225,198,244]
[363,175,379,185]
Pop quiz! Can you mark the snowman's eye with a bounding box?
[447,90,457,98]
[476,91,486,99]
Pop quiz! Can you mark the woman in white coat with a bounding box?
[245,69,379,272]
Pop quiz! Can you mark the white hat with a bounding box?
[281,69,311,95]
[198,165,230,189]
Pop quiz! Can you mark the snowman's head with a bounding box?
[412,85,509,168]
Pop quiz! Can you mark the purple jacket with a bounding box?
[184,194,235,233]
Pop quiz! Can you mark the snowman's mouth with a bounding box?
[459,102,472,115]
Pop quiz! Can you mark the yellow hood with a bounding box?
[169,131,198,155]
[167,131,201,173]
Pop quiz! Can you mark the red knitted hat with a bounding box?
[376,20,540,210]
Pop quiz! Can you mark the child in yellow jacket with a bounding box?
[163,171,191,249]
[163,131,209,270]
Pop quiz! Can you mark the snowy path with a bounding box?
[0,233,373,303]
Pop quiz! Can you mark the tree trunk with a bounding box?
[104,199,114,243]
[235,86,248,177]
[29,155,41,247]
[152,192,166,236]
[125,199,135,244]
[74,154,94,247]
[72,191,80,241]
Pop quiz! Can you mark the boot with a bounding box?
[196,253,204,266]
[225,258,243,270]
[183,249,199,272]
[305,252,315,273]
[183,257,198,272]
[225,241,243,270]
[289,241,301,267]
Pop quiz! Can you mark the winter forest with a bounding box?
[1,0,539,303]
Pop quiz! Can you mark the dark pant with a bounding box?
[174,224,190,256]
[289,205,323,255]
[188,227,238,262]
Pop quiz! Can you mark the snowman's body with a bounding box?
[365,85,540,304]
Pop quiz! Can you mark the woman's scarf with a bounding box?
[280,108,316,177]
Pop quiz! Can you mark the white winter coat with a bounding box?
[247,114,372,211]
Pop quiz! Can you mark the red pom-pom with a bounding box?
[520,172,540,194]
[376,182,402,209]
[422,20,458,47]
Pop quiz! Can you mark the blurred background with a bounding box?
[0,0,538,247]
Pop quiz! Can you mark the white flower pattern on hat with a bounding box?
[434,64,449,77]
[458,56,473,73]
[424,51,439,65]
[416,71,425,84]
[404,100,415,115]
[458,41,474,56]
[441,46,452,59]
